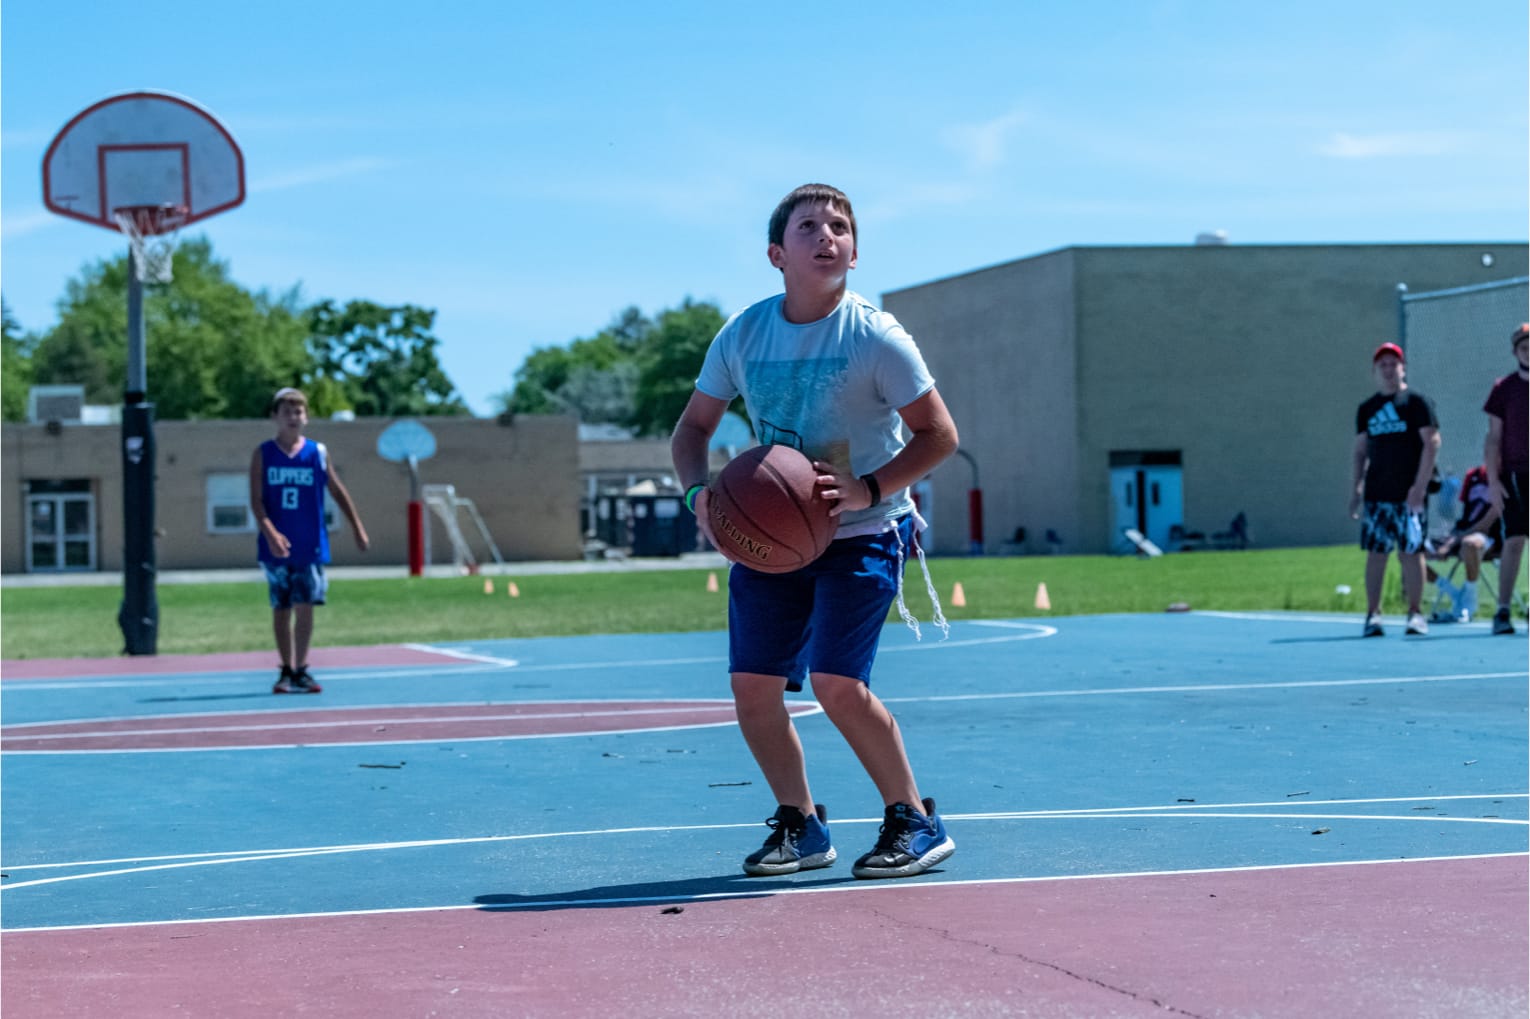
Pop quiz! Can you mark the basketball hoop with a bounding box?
[113,204,187,283]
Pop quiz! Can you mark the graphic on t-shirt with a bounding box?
[1367,401,1408,436]
[747,356,849,453]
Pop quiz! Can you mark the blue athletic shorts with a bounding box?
[263,561,328,610]
[1360,501,1427,555]
[727,515,914,692]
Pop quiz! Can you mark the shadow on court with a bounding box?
[472,868,881,911]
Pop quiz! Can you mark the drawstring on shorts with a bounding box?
[893,519,950,643]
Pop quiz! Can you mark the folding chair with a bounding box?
[1428,540,1526,623]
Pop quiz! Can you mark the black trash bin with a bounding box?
[628,494,695,557]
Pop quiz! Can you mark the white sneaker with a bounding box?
[1406,612,1429,636]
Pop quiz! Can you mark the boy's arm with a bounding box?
[817,388,959,515]
[1485,414,1506,511]
[326,460,370,551]
[1406,425,1440,512]
[250,447,291,558]
[671,390,735,560]
[1349,432,1368,519]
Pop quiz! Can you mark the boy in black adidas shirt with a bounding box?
[1349,342,1440,637]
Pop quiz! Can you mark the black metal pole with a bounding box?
[119,255,158,654]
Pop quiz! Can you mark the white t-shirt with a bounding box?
[696,290,935,536]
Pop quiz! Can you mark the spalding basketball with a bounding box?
[707,445,836,573]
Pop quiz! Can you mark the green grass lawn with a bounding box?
[6,544,1509,661]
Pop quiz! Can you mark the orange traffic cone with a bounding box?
[1035,582,1051,611]
[707,572,719,593]
[483,578,494,595]
[507,581,520,598]
[950,582,967,608]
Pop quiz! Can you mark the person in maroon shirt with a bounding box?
[1483,324,1529,634]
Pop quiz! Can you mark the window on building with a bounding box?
[206,473,255,533]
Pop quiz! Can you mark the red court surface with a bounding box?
[4,855,1522,1017]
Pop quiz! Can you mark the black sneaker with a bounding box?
[1362,614,1384,638]
[742,804,835,875]
[272,665,294,694]
[1492,608,1516,636]
[289,666,322,694]
[851,797,955,880]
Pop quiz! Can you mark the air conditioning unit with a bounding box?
[29,385,85,424]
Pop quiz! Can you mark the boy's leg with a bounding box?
[810,672,919,809]
[1501,536,1526,612]
[1460,534,1484,582]
[1364,551,1388,616]
[272,608,294,668]
[1399,550,1425,614]
[292,604,315,670]
[730,673,813,814]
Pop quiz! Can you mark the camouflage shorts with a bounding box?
[1360,501,1427,555]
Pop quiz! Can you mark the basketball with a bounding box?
[707,445,836,573]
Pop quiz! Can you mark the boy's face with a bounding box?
[1373,354,1405,392]
[274,399,308,433]
[768,200,858,281]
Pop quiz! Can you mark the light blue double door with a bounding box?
[1110,463,1184,551]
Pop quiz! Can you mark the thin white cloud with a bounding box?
[941,108,1029,171]
[248,157,393,194]
[1317,131,1461,159]
[1,210,59,239]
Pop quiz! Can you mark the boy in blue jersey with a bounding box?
[671,184,960,879]
[250,388,370,693]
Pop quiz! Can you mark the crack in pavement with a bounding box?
[869,908,1210,1017]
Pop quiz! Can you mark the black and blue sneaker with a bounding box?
[852,797,955,880]
[742,804,836,876]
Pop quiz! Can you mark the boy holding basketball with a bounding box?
[250,387,370,693]
[672,183,960,879]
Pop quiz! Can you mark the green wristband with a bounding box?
[684,483,706,514]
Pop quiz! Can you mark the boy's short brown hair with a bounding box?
[768,183,857,248]
[270,387,308,414]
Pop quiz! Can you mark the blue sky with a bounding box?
[4,2,1526,415]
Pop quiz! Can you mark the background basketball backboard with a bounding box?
[42,90,244,234]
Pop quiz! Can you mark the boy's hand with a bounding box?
[694,488,741,564]
[354,528,370,552]
[812,461,870,518]
[265,527,291,558]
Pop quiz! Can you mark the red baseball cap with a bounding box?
[1372,342,1405,363]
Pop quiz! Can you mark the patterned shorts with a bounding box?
[1360,501,1427,555]
[262,561,328,609]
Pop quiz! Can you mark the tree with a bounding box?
[27,238,313,418]
[499,308,648,422]
[497,300,729,435]
[2,299,34,422]
[306,300,470,417]
[628,298,728,436]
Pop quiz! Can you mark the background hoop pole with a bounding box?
[119,248,158,653]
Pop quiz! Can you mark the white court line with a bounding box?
[881,671,1524,704]
[1197,609,1492,626]
[5,794,1522,889]
[2,625,1059,693]
[3,703,746,741]
[401,643,519,667]
[4,851,1523,933]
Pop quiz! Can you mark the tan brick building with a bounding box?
[884,242,1529,556]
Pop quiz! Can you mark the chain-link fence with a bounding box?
[1401,276,1528,485]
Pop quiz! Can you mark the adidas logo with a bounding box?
[1368,401,1408,436]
